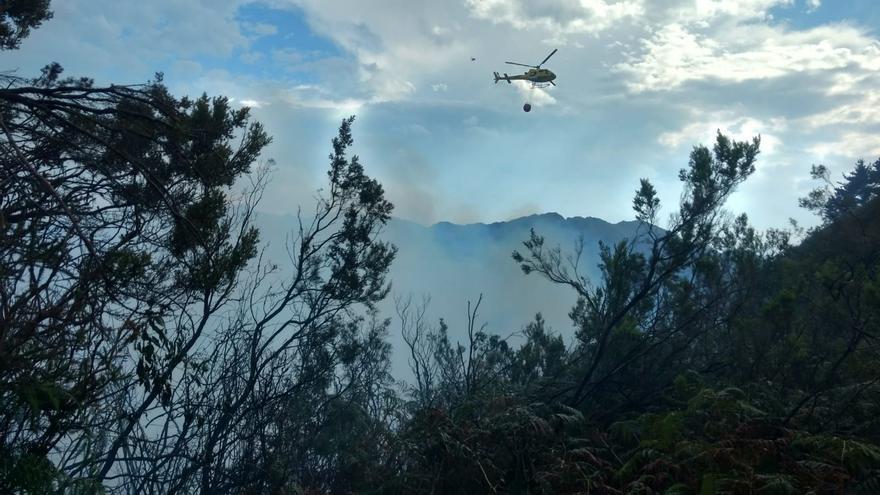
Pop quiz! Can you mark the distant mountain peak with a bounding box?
[526,211,564,220]
[428,212,580,229]
[396,212,658,234]
[507,211,565,223]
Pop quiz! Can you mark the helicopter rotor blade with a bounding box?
[537,48,558,68]
[505,61,536,68]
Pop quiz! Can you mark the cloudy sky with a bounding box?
[8,0,880,230]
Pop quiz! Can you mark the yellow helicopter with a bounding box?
[493,49,557,88]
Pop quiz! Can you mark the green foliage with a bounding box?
[393,399,615,494]
[1,49,272,489]
[800,158,880,223]
[0,451,60,494]
[391,379,880,493]
[633,178,661,223]
[0,0,52,49]
[510,313,567,388]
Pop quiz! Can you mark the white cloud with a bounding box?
[659,114,785,157]
[808,132,880,160]
[618,22,880,92]
[371,79,417,102]
[283,93,365,114]
[664,0,793,25]
[806,0,821,13]
[239,99,265,108]
[464,0,644,34]
[2,0,252,80]
[802,89,880,128]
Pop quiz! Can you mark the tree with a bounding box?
[0,62,270,492]
[800,159,880,224]
[509,313,566,390]
[0,0,52,50]
[134,116,398,494]
[397,293,516,411]
[513,132,760,408]
[2,3,400,490]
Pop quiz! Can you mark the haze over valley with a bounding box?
[257,211,647,376]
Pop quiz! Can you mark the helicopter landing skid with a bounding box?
[530,82,551,89]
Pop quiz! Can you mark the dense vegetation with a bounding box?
[2,4,879,493]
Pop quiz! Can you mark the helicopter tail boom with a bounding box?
[493,72,511,84]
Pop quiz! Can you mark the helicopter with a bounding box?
[493,48,557,88]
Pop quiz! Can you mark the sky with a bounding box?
[7,0,880,230]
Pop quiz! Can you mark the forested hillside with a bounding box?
[2,4,879,494]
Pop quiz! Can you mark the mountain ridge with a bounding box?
[410,211,641,229]
[254,210,646,377]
